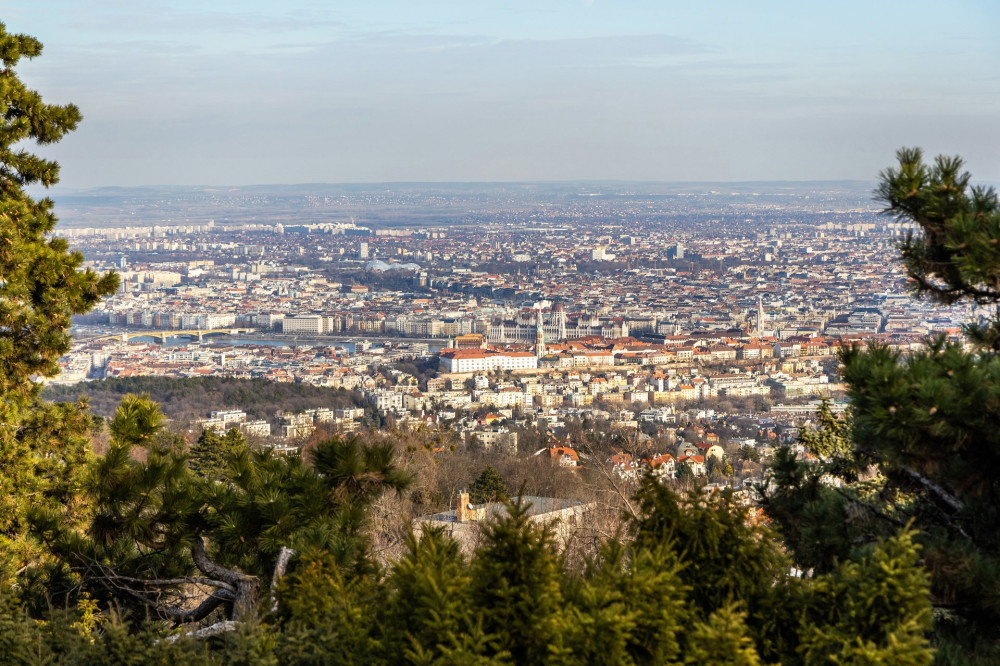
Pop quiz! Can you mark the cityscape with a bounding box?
[49,181,972,483]
[6,1,999,660]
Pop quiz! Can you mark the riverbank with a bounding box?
[70,326,447,352]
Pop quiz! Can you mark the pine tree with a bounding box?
[470,498,566,664]
[683,604,762,666]
[765,148,1000,663]
[0,23,119,586]
[630,480,793,658]
[468,466,509,504]
[189,427,246,480]
[383,528,506,665]
[34,396,411,634]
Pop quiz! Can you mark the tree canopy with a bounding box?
[0,22,118,586]
[9,478,936,664]
[765,148,1000,664]
[469,466,510,504]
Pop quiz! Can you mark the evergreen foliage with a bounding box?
[190,428,248,480]
[765,149,1000,664]
[878,149,1000,305]
[470,498,566,663]
[683,604,761,666]
[797,530,933,665]
[385,528,504,664]
[878,147,1000,350]
[0,22,118,585]
[9,465,938,664]
[272,552,384,665]
[468,466,510,504]
[29,394,412,630]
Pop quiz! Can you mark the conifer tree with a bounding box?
[384,528,505,665]
[35,396,411,634]
[630,479,934,663]
[272,549,385,665]
[683,604,762,666]
[0,23,118,585]
[470,498,566,664]
[765,148,1000,663]
[797,530,933,665]
[468,466,509,504]
[630,480,792,657]
[189,427,246,480]
[561,539,689,665]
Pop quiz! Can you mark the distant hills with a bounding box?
[44,180,880,229]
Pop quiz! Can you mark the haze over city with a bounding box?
[11,0,1000,190]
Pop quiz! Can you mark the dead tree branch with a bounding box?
[269,546,296,613]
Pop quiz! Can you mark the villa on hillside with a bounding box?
[414,491,592,553]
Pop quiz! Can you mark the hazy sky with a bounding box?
[8,1,1000,189]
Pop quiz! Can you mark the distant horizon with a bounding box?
[11,1,999,189]
[44,177,891,230]
[46,177,882,195]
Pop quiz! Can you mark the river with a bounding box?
[73,328,447,354]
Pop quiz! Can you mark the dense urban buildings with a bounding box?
[51,181,974,470]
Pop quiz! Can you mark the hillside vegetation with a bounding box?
[43,376,364,423]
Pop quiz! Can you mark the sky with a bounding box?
[7,1,1000,189]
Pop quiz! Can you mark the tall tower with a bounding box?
[756,295,766,337]
[555,303,567,341]
[535,309,546,358]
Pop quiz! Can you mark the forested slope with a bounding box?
[43,376,364,423]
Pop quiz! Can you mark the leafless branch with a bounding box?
[191,537,246,586]
[901,467,963,513]
[162,620,240,643]
[156,589,234,623]
[101,572,236,594]
[73,538,262,624]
